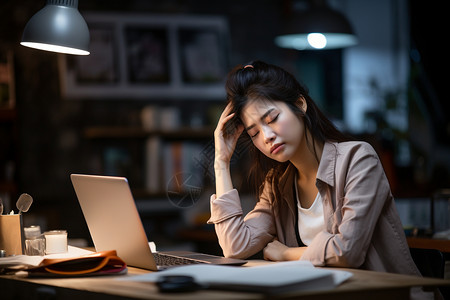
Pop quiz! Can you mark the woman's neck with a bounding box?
[290,131,324,182]
[291,131,324,208]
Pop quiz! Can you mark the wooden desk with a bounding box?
[1,262,449,300]
[407,237,450,253]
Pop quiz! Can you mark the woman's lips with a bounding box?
[270,143,284,154]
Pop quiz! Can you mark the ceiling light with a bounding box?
[307,33,327,49]
[21,0,90,55]
[275,0,357,50]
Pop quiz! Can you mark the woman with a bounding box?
[208,61,432,299]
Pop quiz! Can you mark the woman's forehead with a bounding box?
[241,99,284,123]
[242,99,282,114]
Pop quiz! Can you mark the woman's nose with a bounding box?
[262,126,276,143]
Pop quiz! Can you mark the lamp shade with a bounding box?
[275,2,357,50]
[21,0,90,55]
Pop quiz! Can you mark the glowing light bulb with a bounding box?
[307,33,327,49]
[20,42,90,55]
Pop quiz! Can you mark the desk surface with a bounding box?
[407,237,450,253]
[1,261,450,300]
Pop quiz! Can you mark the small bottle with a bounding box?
[24,226,45,256]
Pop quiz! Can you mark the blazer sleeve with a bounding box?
[301,143,392,267]
[207,185,276,259]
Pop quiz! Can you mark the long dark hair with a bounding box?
[225,60,350,197]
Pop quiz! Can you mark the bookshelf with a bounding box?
[84,124,215,199]
[84,126,214,140]
[82,122,219,251]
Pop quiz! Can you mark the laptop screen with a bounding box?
[71,174,157,270]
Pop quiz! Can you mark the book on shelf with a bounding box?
[145,138,206,196]
[145,137,162,193]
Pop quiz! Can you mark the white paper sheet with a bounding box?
[118,260,352,292]
[0,246,93,267]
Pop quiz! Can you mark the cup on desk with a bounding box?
[44,230,68,254]
[0,214,24,256]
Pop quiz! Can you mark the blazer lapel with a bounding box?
[316,142,337,232]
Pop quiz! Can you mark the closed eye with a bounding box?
[267,114,279,124]
[246,110,279,139]
[250,131,259,139]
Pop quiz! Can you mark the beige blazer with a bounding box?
[208,141,422,277]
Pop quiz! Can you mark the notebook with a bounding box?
[70,174,246,270]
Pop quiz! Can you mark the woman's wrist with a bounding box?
[214,159,230,171]
[284,247,306,261]
[214,159,233,198]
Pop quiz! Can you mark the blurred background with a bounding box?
[0,0,448,254]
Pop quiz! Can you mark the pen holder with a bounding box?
[0,214,25,256]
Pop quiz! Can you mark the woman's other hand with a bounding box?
[263,240,306,261]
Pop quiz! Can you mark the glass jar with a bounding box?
[24,225,45,256]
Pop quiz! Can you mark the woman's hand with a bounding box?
[213,103,244,198]
[263,240,306,261]
[214,103,244,168]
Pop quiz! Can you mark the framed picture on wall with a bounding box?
[59,13,229,100]
[66,23,119,86]
[124,26,170,85]
[179,28,227,85]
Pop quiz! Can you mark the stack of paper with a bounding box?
[119,260,352,294]
[0,246,93,268]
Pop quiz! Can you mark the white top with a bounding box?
[295,180,325,246]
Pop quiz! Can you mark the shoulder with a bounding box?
[324,141,382,172]
[319,141,386,189]
[332,141,385,179]
[331,141,379,159]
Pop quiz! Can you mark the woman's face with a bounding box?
[240,99,306,162]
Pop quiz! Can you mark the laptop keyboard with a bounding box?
[152,252,204,267]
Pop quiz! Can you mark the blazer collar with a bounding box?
[316,141,337,187]
[276,141,337,211]
[278,163,296,214]
[278,141,337,188]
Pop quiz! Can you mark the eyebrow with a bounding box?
[245,108,275,131]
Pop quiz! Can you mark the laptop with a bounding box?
[70,174,246,270]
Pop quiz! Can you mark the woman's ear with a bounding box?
[296,96,307,113]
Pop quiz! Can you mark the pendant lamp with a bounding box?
[275,0,357,50]
[21,0,90,55]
